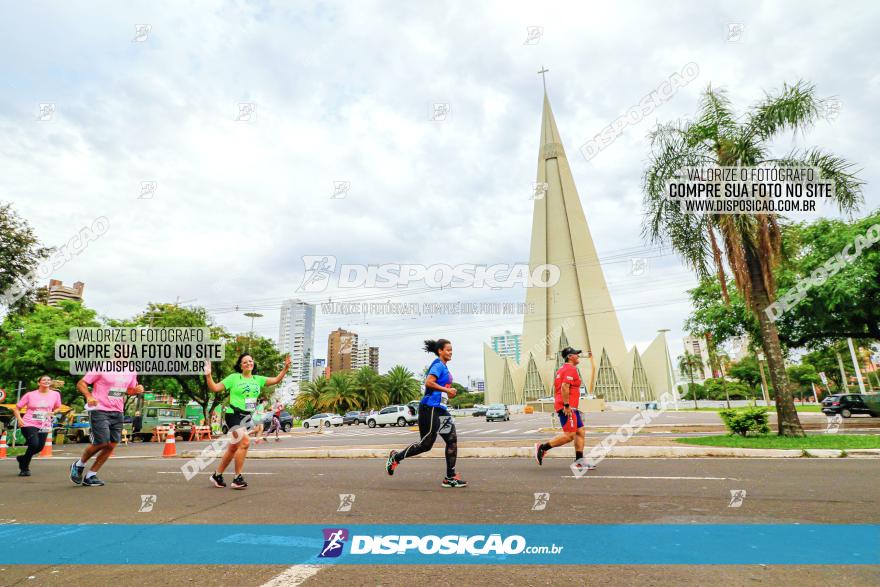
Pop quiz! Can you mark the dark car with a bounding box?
[277,410,294,432]
[822,394,879,418]
[472,405,488,417]
[343,411,366,425]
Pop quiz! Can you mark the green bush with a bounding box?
[718,407,770,436]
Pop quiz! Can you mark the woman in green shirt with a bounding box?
[204,353,290,489]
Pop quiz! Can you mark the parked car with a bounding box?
[367,405,417,428]
[343,411,367,425]
[138,406,186,440]
[276,410,294,432]
[472,405,488,417]
[485,404,510,422]
[822,394,880,418]
[65,413,92,443]
[302,413,344,428]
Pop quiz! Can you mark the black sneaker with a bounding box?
[231,475,248,490]
[385,450,399,476]
[82,475,105,486]
[210,472,226,488]
[442,474,468,488]
[69,459,85,485]
[18,470,31,477]
[535,443,546,466]
[16,455,26,471]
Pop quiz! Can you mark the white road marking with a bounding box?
[562,475,738,480]
[260,564,321,586]
[524,429,540,434]
[499,429,520,434]
[478,429,497,435]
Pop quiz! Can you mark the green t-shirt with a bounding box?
[221,373,268,413]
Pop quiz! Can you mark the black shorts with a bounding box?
[224,411,255,432]
[89,410,124,445]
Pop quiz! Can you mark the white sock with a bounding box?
[85,471,96,478]
[75,459,85,467]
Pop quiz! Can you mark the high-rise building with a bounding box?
[484,84,670,404]
[368,346,379,371]
[682,336,713,381]
[352,340,380,371]
[328,328,358,373]
[312,358,327,380]
[491,331,521,364]
[47,280,84,306]
[277,299,316,382]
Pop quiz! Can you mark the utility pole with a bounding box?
[757,353,770,406]
[837,352,849,391]
[244,312,263,352]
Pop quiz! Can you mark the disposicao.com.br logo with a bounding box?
[318,529,563,558]
[297,255,561,293]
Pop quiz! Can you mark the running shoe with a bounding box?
[441,474,468,488]
[535,443,546,466]
[231,475,248,490]
[385,450,399,476]
[210,472,226,488]
[82,475,105,486]
[571,460,596,473]
[18,470,31,477]
[16,455,25,471]
[69,459,85,485]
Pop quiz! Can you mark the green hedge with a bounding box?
[718,407,770,436]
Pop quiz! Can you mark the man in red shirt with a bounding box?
[535,347,594,472]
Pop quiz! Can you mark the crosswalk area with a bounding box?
[298,426,542,438]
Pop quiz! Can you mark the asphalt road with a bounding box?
[1,456,878,586]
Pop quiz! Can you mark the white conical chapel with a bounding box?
[483,85,673,405]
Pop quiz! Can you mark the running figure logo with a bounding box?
[319,528,349,558]
[297,255,337,293]
[532,492,550,511]
[337,494,356,512]
[728,489,747,508]
[138,495,157,513]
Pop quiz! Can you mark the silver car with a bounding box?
[485,404,510,422]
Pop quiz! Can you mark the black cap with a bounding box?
[561,347,582,359]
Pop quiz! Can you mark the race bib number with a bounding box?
[440,392,449,406]
[245,398,257,411]
[31,410,49,422]
[108,387,127,398]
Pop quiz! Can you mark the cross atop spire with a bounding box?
[537,66,549,93]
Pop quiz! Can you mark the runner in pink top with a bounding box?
[69,367,143,486]
[12,375,62,476]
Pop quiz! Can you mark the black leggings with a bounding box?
[394,406,457,477]
[19,427,49,470]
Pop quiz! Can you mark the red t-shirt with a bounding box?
[554,363,581,411]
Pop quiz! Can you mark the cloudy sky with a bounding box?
[3,0,878,382]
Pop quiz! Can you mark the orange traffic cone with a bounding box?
[39,433,53,457]
[0,431,7,459]
[162,425,177,457]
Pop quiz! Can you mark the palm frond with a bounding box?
[745,80,821,141]
[765,148,864,215]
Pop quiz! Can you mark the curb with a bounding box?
[178,446,880,459]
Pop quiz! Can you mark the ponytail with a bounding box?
[423,339,451,356]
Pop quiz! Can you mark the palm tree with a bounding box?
[352,366,387,410]
[293,378,327,417]
[678,352,703,409]
[381,365,421,405]
[320,372,360,413]
[644,81,863,436]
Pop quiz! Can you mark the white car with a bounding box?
[302,413,343,428]
[367,405,417,428]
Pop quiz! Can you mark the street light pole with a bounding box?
[243,312,263,352]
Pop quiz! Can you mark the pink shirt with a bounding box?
[17,390,62,430]
[82,371,138,412]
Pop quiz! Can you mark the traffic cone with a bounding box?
[162,425,177,457]
[39,433,53,457]
[0,432,7,459]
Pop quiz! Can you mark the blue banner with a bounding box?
[0,524,876,565]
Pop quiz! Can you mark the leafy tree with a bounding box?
[644,81,863,436]
[677,352,703,408]
[728,355,763,397]
[0,202,52,315]
[293,378,327,418]
[381,365,421,405]
[0,301,100,405]
[786,363,820,401]
[773,211,880,348]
